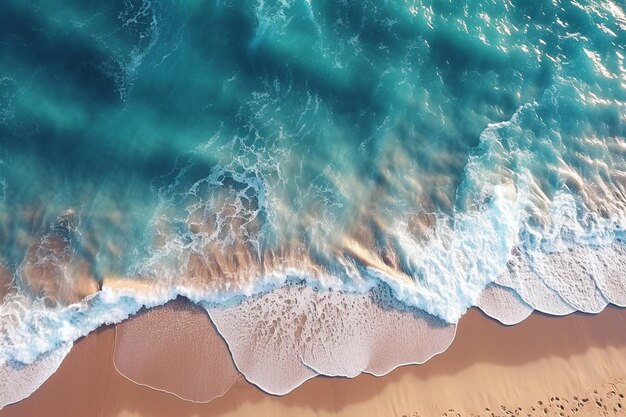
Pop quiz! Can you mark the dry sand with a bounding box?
[2,306,626,417]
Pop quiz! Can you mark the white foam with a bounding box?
[530,249,609,313]
[386,183,524,323]
[0,285,174,365]
[589,244,626,306]
[476,283,534,325]
[204,287,318,395]
[299,287,456,378]
[205,286,455,394]
[457,85,626,317]
[495,255,577,315]
[0,341,71,408]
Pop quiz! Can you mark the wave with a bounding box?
[1,0,626,408]
[0,341,71,409]
[1,88,626,404]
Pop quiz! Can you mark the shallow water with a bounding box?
[0,0,625,405]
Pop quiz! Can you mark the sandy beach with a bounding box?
[3,1,626,416]
[2,305,626,417]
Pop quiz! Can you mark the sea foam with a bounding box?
[0,342,71,409]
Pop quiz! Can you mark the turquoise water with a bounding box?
[0,0,626,396]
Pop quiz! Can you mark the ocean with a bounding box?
[1,0,625,403]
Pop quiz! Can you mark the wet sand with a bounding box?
[2,306,626,417]
[113,299,241,403]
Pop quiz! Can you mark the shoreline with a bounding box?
[3,306,626,417]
